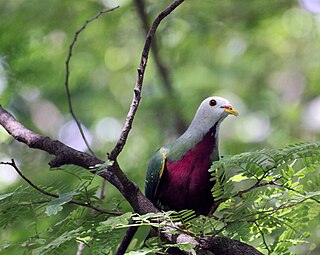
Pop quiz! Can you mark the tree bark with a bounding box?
[200,236,264,255]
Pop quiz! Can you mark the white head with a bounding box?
[187,96,238,136]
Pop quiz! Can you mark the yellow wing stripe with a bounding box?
[154,148,167,197]
[159,148,167,179]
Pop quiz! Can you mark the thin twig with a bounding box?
[134,0,173,93]
[109,0,185,161]
[113,1,185,254]
[209,178,271,215]
[65,8,121,254]
[65,6,119,156]
[0,159,122,216]
[254,221,271,255]
[76,177,108,254]
[209,171,285,215]
[273,183,320,203]
[209,194,315,241]
[134,0,187,133]
[99,179,107,200]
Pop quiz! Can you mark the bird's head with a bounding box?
[189,96,238,134]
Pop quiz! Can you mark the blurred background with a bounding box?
[0,0,319,254]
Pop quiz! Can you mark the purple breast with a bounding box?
[157,128,217,215]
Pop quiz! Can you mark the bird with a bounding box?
[115,96,238,255]
[145,96,238,215]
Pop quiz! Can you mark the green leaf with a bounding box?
[172,242,196,251]
[0,192,14,200]
[45,191,79,216]
[90,160,114,175]
[229,173,248,182]
[99,212,133,230]
[287,165,295,178]
[0,241,12,251]
[126,247,161,255]
[32,228,82,255]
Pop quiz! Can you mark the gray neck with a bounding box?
[167,120,222,161]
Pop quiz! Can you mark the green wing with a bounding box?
[145,147,168,203]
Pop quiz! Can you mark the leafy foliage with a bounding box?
[101,141,320,255]
[1,0,320,254]
[207,141,320,254]
[0,141,319,254]
[0,166,121,255]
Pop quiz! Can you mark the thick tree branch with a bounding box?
[199,236,264,255]
[0,105,157,215]
[0,106,102,169]
[161,232,264,255]
[0,1,182,219]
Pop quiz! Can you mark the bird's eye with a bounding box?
[209,99,217,106]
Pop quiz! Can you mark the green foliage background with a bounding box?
[0,0,319,254]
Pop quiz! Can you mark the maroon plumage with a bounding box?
[156,126,217,215]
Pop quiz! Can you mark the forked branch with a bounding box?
[0,105,156,215]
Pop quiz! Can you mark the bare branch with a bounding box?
[0,159,122,216]
[134,0,187,133]
[109,0,185,160]
[0,105,157,215]
[65,6,119,156]
[0,105,102,168]
[134,0,173,93]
